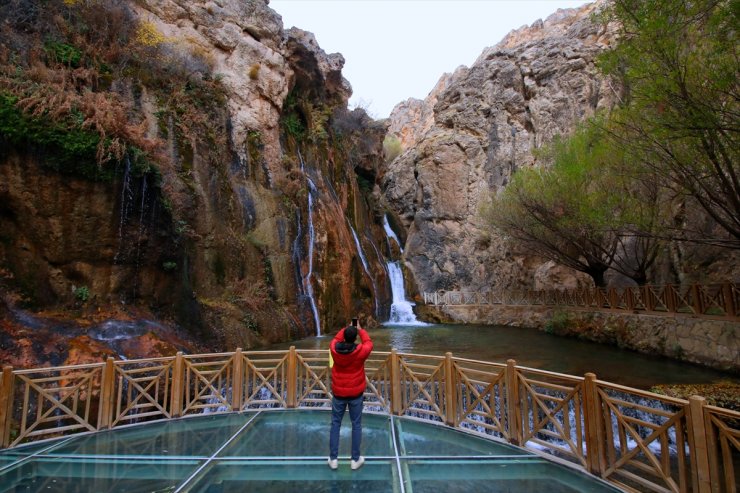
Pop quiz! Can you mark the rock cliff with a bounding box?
[0,0,391,366]
[382,2,615,295]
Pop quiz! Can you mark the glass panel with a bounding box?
[188,459,400,493]
[0,440,63,457]
[395,419,528,457]
[48,413,252,457]
[405,459,621,493]
[221,410,394,457]
[0,457,202,493]
[0,456,21,470]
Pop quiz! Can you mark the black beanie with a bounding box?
[344,325,358,343]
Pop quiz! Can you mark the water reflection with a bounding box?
[271,324,737,389]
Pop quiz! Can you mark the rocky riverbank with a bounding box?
[417,304,740,373]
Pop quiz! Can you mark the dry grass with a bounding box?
[651,382,740,412]
[0,0,225,171]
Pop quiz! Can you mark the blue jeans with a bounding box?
[329,394,363,461]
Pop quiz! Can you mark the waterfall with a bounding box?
[299,150,321,336]
[367,232,389,277]
[132,175,148,299]
[350,225,371,274]
[385,261,424,325]
[383,214,403,253]
[349,224,379,317]
[381,214,424,325]
[292,209,304,290]
[113,155,133,264]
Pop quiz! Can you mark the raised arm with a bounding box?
[356,328,373,359]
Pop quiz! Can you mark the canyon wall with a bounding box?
[381,2,739,300]
[382,3,616,296]
[0,0,392,366]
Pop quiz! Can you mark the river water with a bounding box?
[271,323,736,389]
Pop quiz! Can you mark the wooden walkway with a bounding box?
[424,282,740,320]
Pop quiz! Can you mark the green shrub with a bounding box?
[282,112,305,139]
[544,311,571,334]
[44,41,82,67]
[383,135,402,162]
[74,286,90,302]
[243,313,259,332]
[357,174,373,193]
[162,261,177,271]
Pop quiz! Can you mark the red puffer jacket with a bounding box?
[330,327,373,398]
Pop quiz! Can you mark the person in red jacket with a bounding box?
[328,319,373,471]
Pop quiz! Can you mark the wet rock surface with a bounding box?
[0,296,199,369]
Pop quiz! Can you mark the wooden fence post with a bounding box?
[170,352,185,417]
[690,284,705,315]
[663,284,677,313]
[505,359,522,446]
[688,396,711,493]
[232,348,244,412]
[624,287,635,311]
[721,282,735,317]
[287,346,297,408]
[643,285,655,312]
[98,358,115,430]
[444,352,456,427]
[583,373,604,476]
[607,288,618,310]
[0,366,14,448]
[390,350,402,416]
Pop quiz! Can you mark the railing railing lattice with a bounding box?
[0,350,737,493]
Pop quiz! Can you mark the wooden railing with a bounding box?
[423,282,740,320]
[0,350,738,493]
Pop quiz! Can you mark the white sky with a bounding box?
[270,0,591,118]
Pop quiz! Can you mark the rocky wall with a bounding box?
[382,2,616,296]
[0,0,392,368]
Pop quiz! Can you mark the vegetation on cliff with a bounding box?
[485,0,738,286]
[486,121,663,287]
[0,0,225,179]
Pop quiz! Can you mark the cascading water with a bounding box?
[132,175,148,299]
[386,261,424,325]
[113,155,133,264]
[383,214,403,253]
[382,214,424,325]
[349,224,379,317]
[298,150,321,336]
[350,225,371,274]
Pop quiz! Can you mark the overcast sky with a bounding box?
[270,0,591,118]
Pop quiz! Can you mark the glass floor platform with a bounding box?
[0,410,622,493]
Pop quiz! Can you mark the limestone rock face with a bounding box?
[135,0,351,180]
[387,72,453,151]
[382,2,616,294]
[0,0,389,366]
[122,0,389,340]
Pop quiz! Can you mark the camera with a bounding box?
[351,317,358,327]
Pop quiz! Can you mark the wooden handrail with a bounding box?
[425,282,740,320]
[0,349,737,493]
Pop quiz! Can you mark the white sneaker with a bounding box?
[350,456,365,470]
[328,458,338,470]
